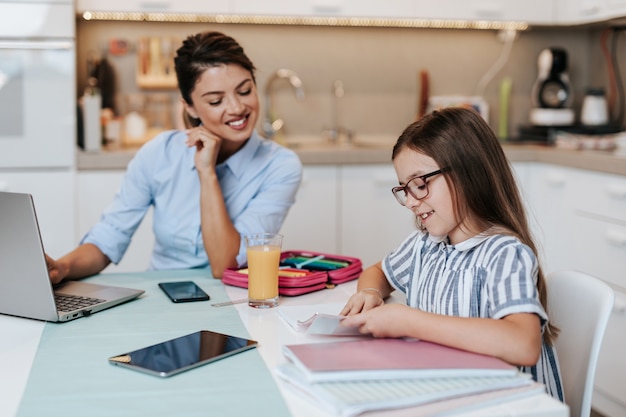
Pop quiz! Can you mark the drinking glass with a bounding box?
[244,233,282,308]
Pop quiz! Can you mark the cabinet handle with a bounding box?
[605,229,626,247]
[606,184,626,200]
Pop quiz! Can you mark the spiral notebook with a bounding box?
[275,362,538,417]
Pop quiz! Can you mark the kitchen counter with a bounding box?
[77,143,626,177]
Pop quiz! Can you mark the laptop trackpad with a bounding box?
[55,281,139,300]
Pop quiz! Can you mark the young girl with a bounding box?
[46,31,302,282]
[341,107,563,401]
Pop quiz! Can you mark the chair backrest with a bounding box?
[547,270,614,417]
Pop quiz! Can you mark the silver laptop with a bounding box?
[0,191,144,322]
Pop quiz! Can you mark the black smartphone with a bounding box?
[158,281,210,303]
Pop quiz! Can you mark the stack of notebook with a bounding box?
[275,338,544,417]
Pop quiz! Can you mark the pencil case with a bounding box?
[221,250,362,296]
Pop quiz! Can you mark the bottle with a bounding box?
[82,77,102,152]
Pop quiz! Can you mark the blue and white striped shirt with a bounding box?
[383,230,564,402]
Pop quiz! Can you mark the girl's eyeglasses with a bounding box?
[391,169,444,206]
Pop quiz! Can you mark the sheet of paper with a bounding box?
[277,303,361,336]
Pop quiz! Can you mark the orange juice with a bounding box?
[246,244,281,305]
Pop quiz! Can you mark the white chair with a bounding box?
[547,270,614,417]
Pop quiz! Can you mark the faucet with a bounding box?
[324,80,353,144]
[263,69,305,139]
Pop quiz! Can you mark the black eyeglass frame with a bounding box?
[391,169,445,206]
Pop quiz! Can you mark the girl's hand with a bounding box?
[185,126,222,172]
[340,288,385,316]
[341,304,415,338]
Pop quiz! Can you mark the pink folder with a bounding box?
[282,338,518,382]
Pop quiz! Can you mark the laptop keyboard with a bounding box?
[55,293,106,312]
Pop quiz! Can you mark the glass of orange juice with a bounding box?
[244,233,283,308]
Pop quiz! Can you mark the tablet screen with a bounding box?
[109,330,258,377]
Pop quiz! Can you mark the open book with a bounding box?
[276,362,540,417]
[282,338,519,383]
[278,303,362,336]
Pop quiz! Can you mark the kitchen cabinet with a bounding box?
[340,165,414,268]
[231,0,416,18]
[606,0,626,17]
[77,0,555,24]
[0,170,75,258]
[567,168,626,417]
[525,163,578,275]
[279,166,339,254]
[235,0,556,23]
[555,0,626,23]
[77,170,153,273]
[76,0,229,14]
[279,164,413,268]
[524,163,626,417]
[554,0,608,24]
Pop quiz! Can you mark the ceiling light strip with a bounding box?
[80,11,528,31]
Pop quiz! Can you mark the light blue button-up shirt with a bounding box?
[82,130,302,270]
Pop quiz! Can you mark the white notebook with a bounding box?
[276,362,538,417]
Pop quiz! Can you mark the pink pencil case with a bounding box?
[222,250,362,296]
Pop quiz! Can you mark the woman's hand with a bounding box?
[341,304,416,338]
[45,253,68,285]
[185,126,222,172]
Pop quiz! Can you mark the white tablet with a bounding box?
[108,330,258,377]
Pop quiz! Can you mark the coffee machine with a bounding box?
[529,47,575,126]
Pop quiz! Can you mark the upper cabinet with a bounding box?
[231,0,556,23]
[76,0,626,25]
[76,0,229,14]
[555,0,626,24]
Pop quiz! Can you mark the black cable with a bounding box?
[611,28,625,127]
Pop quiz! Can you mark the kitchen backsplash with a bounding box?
[76,20,605,141]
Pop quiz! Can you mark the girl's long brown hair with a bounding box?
[393,107,558,345]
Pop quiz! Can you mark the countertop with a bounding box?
[77,143,626,177]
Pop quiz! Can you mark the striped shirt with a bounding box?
[382,230,564,402]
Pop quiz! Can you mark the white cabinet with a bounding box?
[0,170,75,258]
[77,0,555,23]
[340,165,414,268]
[555,0,626,23]
[232,0,557,22]
[526,163,578,275]
[525,163,626,417]
[279,166,339,253]
[280,164,413,268]
[231,0,416,18]
[606,0,626,17]
[77,171,153,273]
[555,0,607,24]
[76,0,229,13]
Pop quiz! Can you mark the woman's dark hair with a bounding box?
[174,31,256,127]
[392,107,557,344]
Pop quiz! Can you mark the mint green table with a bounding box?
[16,270,291,417]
